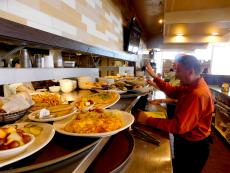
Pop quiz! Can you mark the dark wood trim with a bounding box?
[0,17,136,61]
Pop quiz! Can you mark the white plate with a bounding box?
[0,122,55,168]
[95,92,120,109]
[53,110,134,137]
[73,91,120,109]
[96,89,127,94]
[28,108,77,122]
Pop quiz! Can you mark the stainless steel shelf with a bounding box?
[0,68,99,84]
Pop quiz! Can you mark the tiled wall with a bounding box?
[0,0,124,51]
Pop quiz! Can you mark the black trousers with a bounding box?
[173,135,212,173]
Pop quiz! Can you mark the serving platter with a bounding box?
[53,110,134,137]
[27,108,77,122]
[73,91,120,109]
[92,92,120,109]
[91,88,127,94]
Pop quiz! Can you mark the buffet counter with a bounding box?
[0,90,172,173]
[75,90,172,173]
[209,85,230,98]
[119,93,172,173]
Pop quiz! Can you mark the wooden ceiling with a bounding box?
[131,0,230,47]
[132,0,164,37]
[164,0,230,44]
[165,0,230,12]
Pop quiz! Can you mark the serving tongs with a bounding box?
[131,126,160,146]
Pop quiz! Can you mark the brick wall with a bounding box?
[0,0,125,51]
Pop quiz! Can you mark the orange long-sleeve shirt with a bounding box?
[146,77,214,141]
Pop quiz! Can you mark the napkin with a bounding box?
[1,92,34,113]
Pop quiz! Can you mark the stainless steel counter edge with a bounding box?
[72,137,110,173]
[209,85,230,97]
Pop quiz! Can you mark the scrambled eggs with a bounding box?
[64,109,123,133]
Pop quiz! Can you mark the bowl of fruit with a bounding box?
[0,125,35,160]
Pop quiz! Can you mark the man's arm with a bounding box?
[149,98,177,105]
[137,94,201,134]
[145,63,185,99]
[152,77,186,99]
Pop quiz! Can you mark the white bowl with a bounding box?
[49,86,61,93]
[59,79,75,93]
[0,134,35,160]
[60,86,74,93]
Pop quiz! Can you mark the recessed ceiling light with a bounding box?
[158,19,163,24]
[211,32,219,36]
[176,33,184,36]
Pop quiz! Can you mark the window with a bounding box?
[211,45,230,75]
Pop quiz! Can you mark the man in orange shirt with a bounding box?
[137,55,214,173]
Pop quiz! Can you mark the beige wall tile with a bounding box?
[41,0,62,10]
[76,0,88,7]
[75,2,102,24]
[0,0,126,52]
[96,22,107,33]
[40,1,87,31]
[0,10,27,25]
[52,17,77,35]
[8,0,52,26]
[62,0,76,9]
[17,0,40,10]
[0,0,7,11]
[61,32,76,40]
[27,20,62,35]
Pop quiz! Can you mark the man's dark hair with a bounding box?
[175,54,201,75]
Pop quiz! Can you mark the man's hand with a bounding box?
[146,63,157,78]
[149,98,177,105]
[149,99,162,105]
[147,79,158,88]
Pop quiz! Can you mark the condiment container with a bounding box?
[221,83,229,92]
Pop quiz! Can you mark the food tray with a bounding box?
[0,133,100,173]
[86,130,135,173]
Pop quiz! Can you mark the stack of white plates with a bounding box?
[77,76,95,89]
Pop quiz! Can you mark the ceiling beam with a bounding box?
[165,7,230,24]
[164,35,223,43]
[159,43,208,51]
